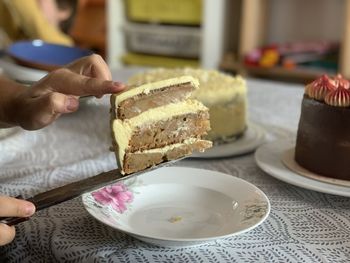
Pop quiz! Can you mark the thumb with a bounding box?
[34,68,126,97]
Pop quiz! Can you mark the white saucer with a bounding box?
[0,57,47,83]
[191,122,266,159]
[255,140,350,197]
[0,127,21,140]
[282,148,350,187]
[0,58,93,102]
[82,167,270,247]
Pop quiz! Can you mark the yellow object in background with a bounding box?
[122,53,199,68]
[259,49,280,68]
[125,0,202,25]
[0,0,73,46]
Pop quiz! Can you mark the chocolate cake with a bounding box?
[110,76,212,174]
[295,74,350,180]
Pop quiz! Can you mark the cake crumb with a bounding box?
[168,216,182,223]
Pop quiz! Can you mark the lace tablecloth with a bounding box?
[0,68,349,262]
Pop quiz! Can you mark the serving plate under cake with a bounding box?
[82,167,270,247]
[191,122,266,159]
[255,140,350,197]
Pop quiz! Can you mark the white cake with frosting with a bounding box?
[110,76,212,174]
[128,68,247,142]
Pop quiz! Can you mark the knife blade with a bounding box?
[0,158,183,226]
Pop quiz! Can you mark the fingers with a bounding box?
[38,68,125,97]
[0,224,15,246]
[16,92,79,130]
[0,196,35,218]
[30,93,79,130]
[43,92,79,113]
[31,54,125,98]
[11,54,126,130]
[0,196,35,246]
[65,54,112,80]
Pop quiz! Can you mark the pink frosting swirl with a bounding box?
[306,75,336,101]
[334,74,350,89]
[325,83,350,107]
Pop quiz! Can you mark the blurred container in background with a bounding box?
[125,0,202,25]
[124,23,201,58]
[121,0,202,68]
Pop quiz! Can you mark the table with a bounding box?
[0,69,349,262]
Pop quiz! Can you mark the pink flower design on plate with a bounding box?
[92,183,134,213]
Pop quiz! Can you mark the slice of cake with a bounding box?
[110,76,212,174]
[295,74,350,180]
[127,68,247,143]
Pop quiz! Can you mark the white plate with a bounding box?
[282,148,350,187]
[82,167,270,247]
[0,58,93,102]
[191,122,266,159]
[255,140,350,197]
[0,127,21,140]
[0,57,47,83]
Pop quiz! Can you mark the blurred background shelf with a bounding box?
[71,0,350,83]
[220,53,332,83]
[223,0,349,83]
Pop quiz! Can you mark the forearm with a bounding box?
[0,76,26,128]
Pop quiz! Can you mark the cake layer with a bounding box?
[112,75,198,105]
[112,82,196,120]
[122,139,212,174]
[114,111,210,153]
[127,68,247,141]
[112,100,210,169]
[295,95,350,180]
[125,111,209,152]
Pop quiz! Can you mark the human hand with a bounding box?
[6,54,125,130]
[0,196,35,246]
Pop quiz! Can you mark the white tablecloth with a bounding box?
[0,68,349,262]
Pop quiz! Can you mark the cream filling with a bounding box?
[132,138,209,154]
[112,100,208,166]
[114,76,199,105]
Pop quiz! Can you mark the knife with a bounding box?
[0,158,182,226]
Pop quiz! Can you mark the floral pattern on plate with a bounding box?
[83,177,142,226]
[92,183,134,213]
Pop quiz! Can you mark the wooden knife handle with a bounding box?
[0,216,30,226]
